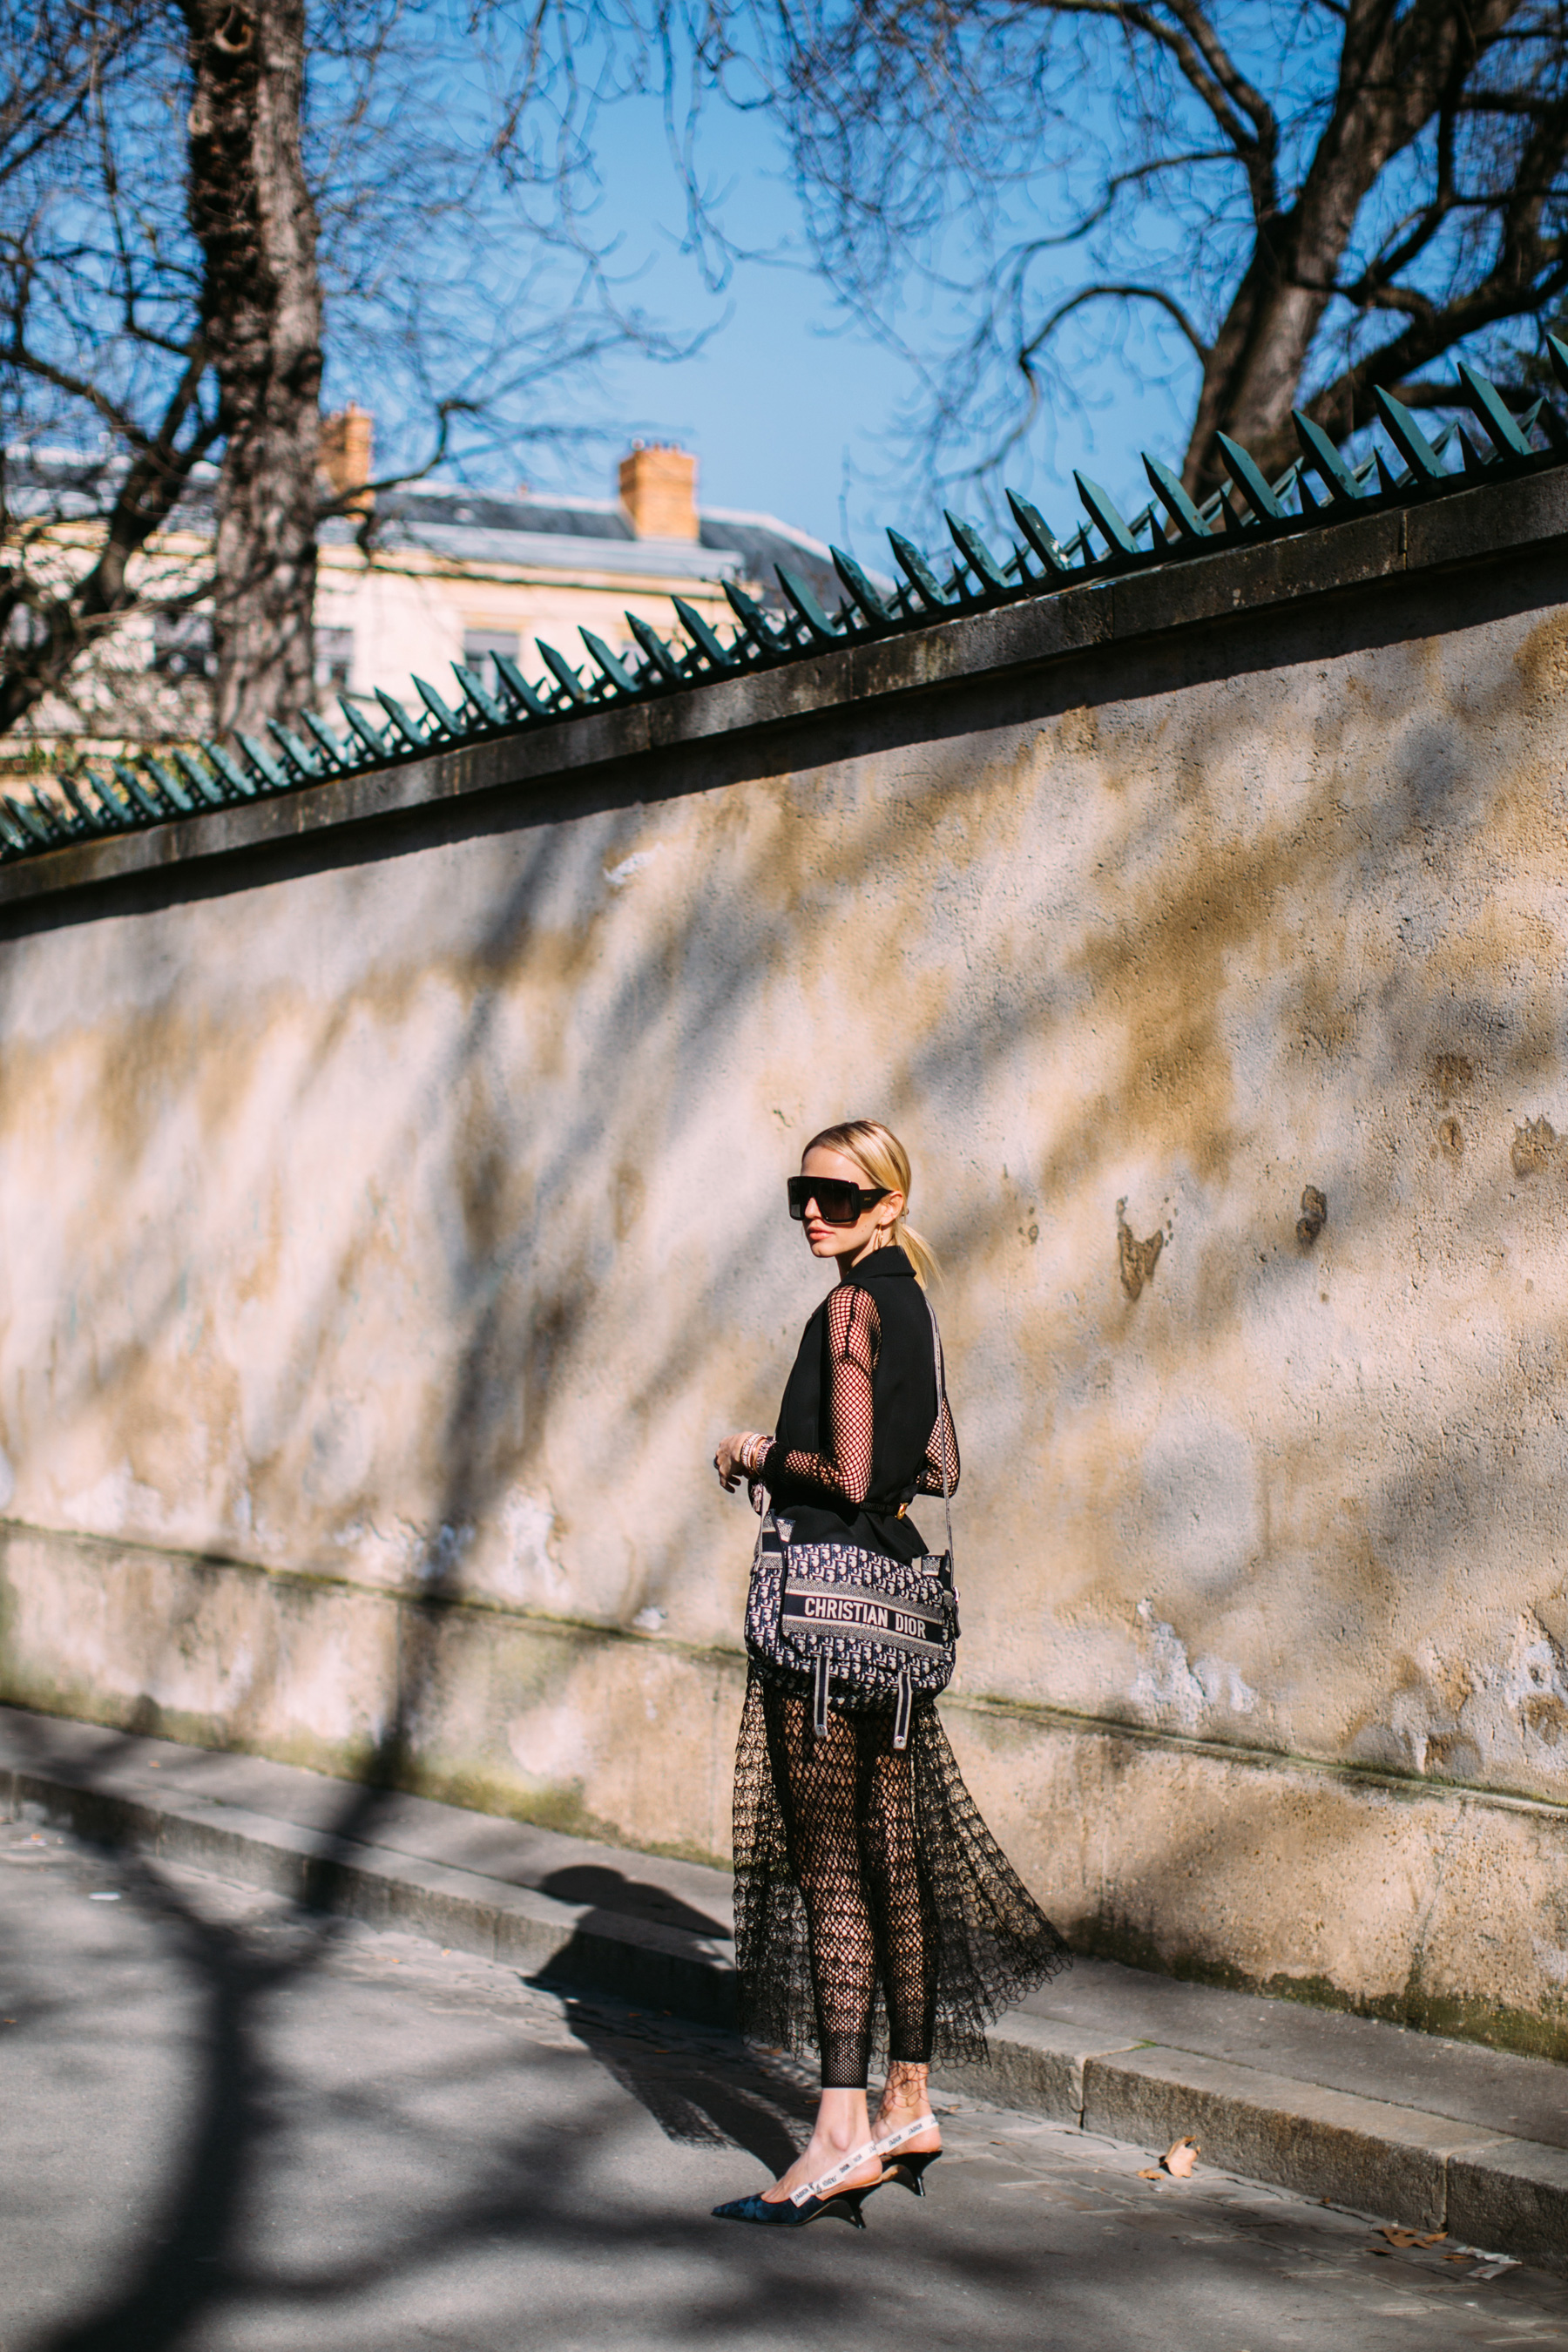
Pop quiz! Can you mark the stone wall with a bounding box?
[5,476,1568,2053]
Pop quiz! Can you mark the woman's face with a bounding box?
[797,1145,904,1262]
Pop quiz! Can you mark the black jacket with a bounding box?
[761,1247,957,1564]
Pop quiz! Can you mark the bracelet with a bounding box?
[739,1432,774,1477]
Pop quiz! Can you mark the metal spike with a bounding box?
[172,748,225,808]
[672,596,738,671]
[1546,333,1568,397]
[1457,425,1493,478]
[579,631,639,695]
[338,698,390,758]
[1073,473,1140,558]
[449,661,509,725]
[374,688,426,747]
[203,740,261,799]
[724,579,785,653]
[1375,448,1408,497]
[6,793,60,846]
[58,771,110,831]
[1525,396,1568,452]
[1005,490,1074,577]
[537,642,590,703]
[624,613,685,685]
[1142,455,1211,542]
[492,652,551,719]
[412,675,464,735]
[1373,388,1446,482]
[776,564,841,642]
[86,767,138,823]
[237,733,291,791]
[1292,413,1362,504]
[113,760,167,821]
[301,709,348,767]
[1215,435,1285,523]
[943,512,1012,593]
[0,804,30,854]
[887,531,949,609]
[143,758,196,814]
[831,546,895,629]
[1131,499,1165,549]
[267,722,326,781]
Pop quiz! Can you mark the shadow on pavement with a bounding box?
[526,1862,806,2176]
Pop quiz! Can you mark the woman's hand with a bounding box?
[714,1431,770,1491]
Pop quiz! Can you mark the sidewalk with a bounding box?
[4,1700,1565,2272]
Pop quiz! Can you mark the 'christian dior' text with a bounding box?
[797,1595,932,1639]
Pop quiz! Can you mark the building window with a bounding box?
[314,625,355,691]
[152,612,215,679]
[463,627,519,672]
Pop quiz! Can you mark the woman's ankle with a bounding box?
[874,2064,934,2132]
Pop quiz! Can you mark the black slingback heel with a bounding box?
[881,2148,942,2197]
[712,2185,870,2228]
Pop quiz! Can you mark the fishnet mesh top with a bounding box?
[760,1283,959,1508]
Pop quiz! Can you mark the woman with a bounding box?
[711,1119,1070,2228]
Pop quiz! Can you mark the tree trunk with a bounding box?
[183,0,322,733]
[1179,0,1528,497]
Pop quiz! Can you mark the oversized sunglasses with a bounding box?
[787,1175,890,1225]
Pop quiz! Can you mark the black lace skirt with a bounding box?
[732,1662,1071,2086]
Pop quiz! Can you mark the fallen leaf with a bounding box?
[1137,2167,1162,2180]
[1162,2137,1200,2179]
[1377,2226,1445,2247]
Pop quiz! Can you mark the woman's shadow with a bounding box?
[527,1864,809,2172]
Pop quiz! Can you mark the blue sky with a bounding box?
[512,92,1199,559]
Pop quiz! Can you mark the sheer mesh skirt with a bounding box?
[733,1664,1071,2085]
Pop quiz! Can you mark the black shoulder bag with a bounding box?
[743,1298,958,1751]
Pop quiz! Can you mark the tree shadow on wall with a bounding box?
[17,622,1568,2346]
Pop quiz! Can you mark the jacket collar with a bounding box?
[846,1246,916,1282]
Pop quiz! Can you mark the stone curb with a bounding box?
[6,1757,1565,2274]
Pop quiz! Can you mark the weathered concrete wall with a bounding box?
[6,485,1568,2053]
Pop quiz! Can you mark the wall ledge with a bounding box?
[6,466,1568,911]
[5,1515,1562,1824]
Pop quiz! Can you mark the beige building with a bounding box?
[3,419,841,770]
[311,414,841,709]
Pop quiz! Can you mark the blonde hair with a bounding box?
[801,1118,941,1287]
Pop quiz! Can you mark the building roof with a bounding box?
[6,446,848,612]
[359,482,843,611]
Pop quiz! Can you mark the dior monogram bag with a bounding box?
[744,1300,958,1750]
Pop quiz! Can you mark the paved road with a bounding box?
[3,1816,1567,2352]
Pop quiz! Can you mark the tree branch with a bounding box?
[1019,277,1212,367]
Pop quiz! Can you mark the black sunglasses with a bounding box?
[787,1175,891,1226]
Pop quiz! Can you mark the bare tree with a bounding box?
[0,0,687,753]
[675,0,1568,497]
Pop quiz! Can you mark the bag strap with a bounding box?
[926,1296,956,1577]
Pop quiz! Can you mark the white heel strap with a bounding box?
[787,2109,940,2207]
[788,2135,881,2207]
[869,2112,937,2160]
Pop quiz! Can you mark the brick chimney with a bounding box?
[320,405,375,512]
[618,443,699,541]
